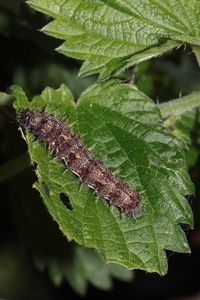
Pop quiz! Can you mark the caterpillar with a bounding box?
[17,109,141,216]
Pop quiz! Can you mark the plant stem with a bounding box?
[159,91,200,118]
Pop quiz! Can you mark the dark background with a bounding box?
[1,1,200,299]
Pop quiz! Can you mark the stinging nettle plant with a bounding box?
[12,0,200,281]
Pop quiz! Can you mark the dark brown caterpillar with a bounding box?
[17,109,141,215]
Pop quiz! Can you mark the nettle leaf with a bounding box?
[13,81,193,275]
[160,91,200,144]
[27,0,200,79]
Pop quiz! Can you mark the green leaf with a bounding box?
[161,108,200,168]
[12,82,193,275]
[108,262,134,281]
[8,161,125,295]
[27,0,200,78]
[44,245,118,294]
[192,45,200,65]
[0,92,15,106]
[160,92,200,145]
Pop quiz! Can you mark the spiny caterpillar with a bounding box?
[17,109,141,216]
